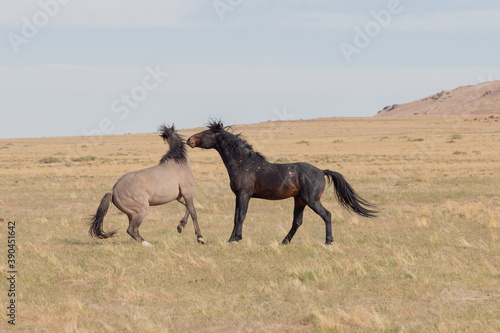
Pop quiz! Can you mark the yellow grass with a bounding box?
[0,116,499,332]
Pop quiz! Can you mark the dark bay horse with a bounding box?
[187,121,377,245]
[89,125,205,246]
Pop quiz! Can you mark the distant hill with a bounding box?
[375,80,500,116]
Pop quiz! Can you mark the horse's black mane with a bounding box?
[207,120,266,161]
[158,124,187,164]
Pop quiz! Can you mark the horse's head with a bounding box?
[187,120,224,149]
[158,124,177,142]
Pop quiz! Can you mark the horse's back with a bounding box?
[276,162,327,198]
[112,160,192,208]
[251,161,319,199]
[289,161,326,185]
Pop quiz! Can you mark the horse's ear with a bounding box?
[207,118,224,132]
[172,123,176,131]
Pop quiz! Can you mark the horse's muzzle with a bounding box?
[187,136,199,148]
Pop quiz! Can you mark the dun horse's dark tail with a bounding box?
[88,192,118,239]
[323,170,378,218]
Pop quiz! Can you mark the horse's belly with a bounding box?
[253,183,299,200]
[113,172,180,206]
[254,190,298,200]
[148,195,177,206]
[148,185,179,206]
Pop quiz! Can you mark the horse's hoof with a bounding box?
[281,240,289,245]
[142,241,153,247]
[197,237,206,244]
[177,225,184,233]
[325,242,333,246]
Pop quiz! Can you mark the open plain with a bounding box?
[0,116,499,332]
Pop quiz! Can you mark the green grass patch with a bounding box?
[71,155,97,162]
[38,156,62,164]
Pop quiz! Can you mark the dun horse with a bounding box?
[89,125,205,246]
[187,120,377,245]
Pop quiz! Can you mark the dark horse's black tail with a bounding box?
[88,192,118,239]
[323,170,378,218]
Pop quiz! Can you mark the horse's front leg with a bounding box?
[182,195,205,244]
[175,196,191,233]
[176,208,189,233]
[228,193,250,243]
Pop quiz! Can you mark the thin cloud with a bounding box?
[392,10,500,32]
[0,0,205,28]
[274,8,500,32]
[3,63,499,97]
[2,1,499,33]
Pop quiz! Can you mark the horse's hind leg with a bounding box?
[177,208,190,233]
[282,196,306,245]
[183,195,205,244]
[176,197,190,233]
[127,211,152,246]
[307,200,333,245]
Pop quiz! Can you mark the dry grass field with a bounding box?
[0,116,499,332]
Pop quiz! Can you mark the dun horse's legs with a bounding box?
[176,199,190,233]
[307,200,333,245]
[183,195,205,244]
[127,212,151,246]
[282,196,307,244]
[229,193,250,243]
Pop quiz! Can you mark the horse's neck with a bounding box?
[184,154,192,169]
[215,145,246,177]
[157,153,191,171]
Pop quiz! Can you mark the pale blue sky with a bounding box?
[1,0,500,139]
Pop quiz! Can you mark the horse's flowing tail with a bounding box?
[88,192,118,239]
[323,170,378,218]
